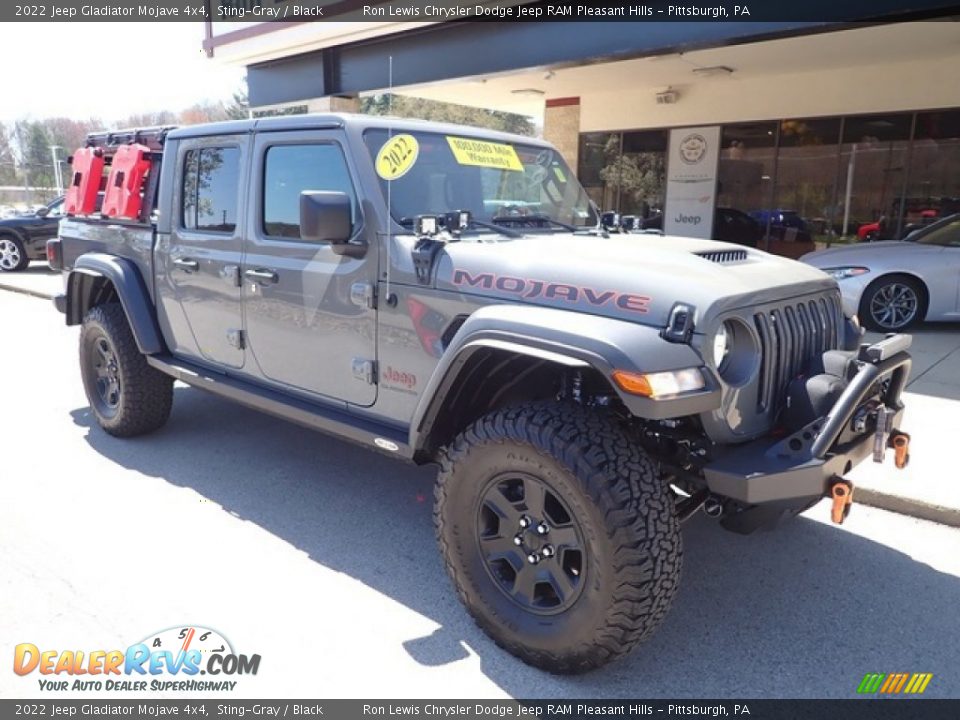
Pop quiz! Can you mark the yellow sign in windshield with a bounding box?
[446,136,524,172]
[375,134,419,180]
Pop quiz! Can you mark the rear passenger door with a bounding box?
[241,130,377,406]
[162,137,246,368]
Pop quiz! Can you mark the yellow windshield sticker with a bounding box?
[375,134,419,180]
[446,136,524,172]
[553,166,567,183]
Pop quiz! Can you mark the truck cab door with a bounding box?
[34,197,65,244]
[241,130,377,406]
[157,136,246,368]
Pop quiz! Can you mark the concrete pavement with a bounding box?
[2,289,959,698]
[0,261,62,299]
[848,328,960,527]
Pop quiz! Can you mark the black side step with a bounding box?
[146,355,412,459]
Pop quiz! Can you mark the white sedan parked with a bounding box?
[802,215,960,331]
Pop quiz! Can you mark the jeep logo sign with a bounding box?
[664,125,721,240]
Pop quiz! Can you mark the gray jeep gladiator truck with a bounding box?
[50,115,913,673]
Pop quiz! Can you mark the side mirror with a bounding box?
[35,206,50,218]
[300,191,353,247]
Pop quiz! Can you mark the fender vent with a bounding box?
[696,249,748,264]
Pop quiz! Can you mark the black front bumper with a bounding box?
[703,334,912,510]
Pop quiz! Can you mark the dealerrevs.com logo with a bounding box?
[13,626,261,692]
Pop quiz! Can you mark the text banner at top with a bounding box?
[3,0,959,23]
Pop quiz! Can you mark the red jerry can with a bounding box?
[65,148,105,215]
[101,144,151,220]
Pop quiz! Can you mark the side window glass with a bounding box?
[263,144,356,240]
[182,147,240,233]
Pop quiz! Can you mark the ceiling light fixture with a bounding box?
[511,88,546,97]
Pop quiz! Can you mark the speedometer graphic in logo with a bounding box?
[141,626,233,659]
[679,133,708,164]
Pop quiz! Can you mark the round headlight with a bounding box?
[712,323,730,369]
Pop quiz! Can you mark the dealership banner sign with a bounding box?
[664,125,721,240]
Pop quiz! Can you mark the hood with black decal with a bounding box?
[433,233,838,329]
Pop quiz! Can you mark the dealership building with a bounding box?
[204,4,960,251]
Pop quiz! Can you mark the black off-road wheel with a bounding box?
[79,304,173,437]
[435,402,682,674]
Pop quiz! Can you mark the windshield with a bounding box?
[914,216,960,246]
[364,129,598,231]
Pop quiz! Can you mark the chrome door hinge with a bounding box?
[352,358,377,385]
[350,282,377,309]
[227,328,245,350]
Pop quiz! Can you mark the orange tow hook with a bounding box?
[830,478,854,525]
[889,431,911,469]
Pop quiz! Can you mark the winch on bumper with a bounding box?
[703,334,912,533]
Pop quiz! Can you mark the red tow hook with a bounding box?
[829,477,854,525]
[889,431,911,469]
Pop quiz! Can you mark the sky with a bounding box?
[0,23,246,123]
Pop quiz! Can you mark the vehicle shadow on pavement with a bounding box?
[71,387,960,698]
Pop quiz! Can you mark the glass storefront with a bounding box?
[577,130,667,222]
[579,108,960,254]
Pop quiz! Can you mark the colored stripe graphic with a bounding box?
[858,672,933,694]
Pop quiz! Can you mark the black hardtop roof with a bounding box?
[164,112,549,148]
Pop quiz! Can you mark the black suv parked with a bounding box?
[0,196,66,272]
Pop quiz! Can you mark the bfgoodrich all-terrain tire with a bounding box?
[435,402,682,673]
[79,303,173,437]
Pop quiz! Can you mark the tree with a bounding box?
[224,83,250,121]
[0,125,17,186]
[361,94,534,136]
[598,135,664,213]
[179,101,230,126]
[11,120,56,192]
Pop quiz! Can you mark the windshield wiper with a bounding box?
[398,216,520,239]
[491,214,578,232]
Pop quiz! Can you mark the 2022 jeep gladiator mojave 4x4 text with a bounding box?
[50,116,913,673]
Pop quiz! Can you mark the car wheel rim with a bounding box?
[0,239,20,269]
[476,472,586,615]
[870,283,918,330]
[87,336,122,416]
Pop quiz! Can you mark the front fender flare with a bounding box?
[409,304,721,452]
[65,253,165,355]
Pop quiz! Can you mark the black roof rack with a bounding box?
[83,126,178,153]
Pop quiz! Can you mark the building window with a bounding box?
[717,122,777,220]
[774,117,842,243]
[262,144,356,239]
[618,130,667,219]
[839,113,912,239]
[905,110,960,235]
[578,132,621,212]
[182,147,240,233]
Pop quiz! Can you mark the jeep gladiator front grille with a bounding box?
[752,292,842,414]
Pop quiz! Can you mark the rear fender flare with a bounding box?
[65,253,165,355]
